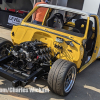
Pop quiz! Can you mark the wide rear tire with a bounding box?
[48,59,77,96]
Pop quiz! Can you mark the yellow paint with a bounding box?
[79,15,100,72]
[10,6,100,73]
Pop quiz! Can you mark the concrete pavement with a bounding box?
[0,26,11,41]
[0,26,100,100]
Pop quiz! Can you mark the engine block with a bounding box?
[9,40,52,74]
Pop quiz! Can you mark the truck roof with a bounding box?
[37,4,94,17]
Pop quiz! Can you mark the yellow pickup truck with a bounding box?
[0,4,99,96]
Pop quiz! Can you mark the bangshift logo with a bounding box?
[8,15,23,25]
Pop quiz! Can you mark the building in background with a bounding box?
[0,0,100,29]
[0,0,100,17]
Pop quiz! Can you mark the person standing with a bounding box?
[33,0,48,24]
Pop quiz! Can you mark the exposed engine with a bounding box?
[9,40,52,75]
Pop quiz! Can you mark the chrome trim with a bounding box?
[64,66,76,93]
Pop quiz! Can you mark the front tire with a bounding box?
[48,59,77,96]
[0,37,13,58]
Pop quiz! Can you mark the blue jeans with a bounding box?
[33,20,42,24]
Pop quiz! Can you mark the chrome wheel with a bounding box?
[0,43,12,58]
[64,66,76,93]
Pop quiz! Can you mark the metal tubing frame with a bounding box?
[0,56,44,87]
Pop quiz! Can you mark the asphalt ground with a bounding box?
[0,26,100,100]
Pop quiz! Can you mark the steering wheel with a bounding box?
[64,14,78,25]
